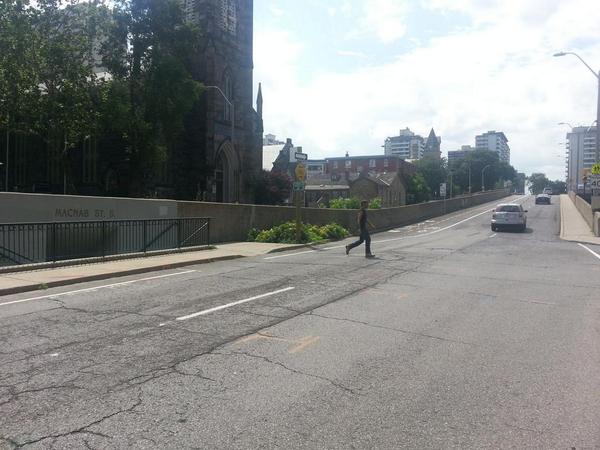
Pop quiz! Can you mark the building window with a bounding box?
[333,161,338,169]
[220,0,237,35]
[345,160,351,169]
[369,159,376,168]
[384,159,389,168]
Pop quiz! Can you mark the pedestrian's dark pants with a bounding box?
[347,228,371,255]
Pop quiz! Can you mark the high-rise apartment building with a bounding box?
[384,128,424,160]
[566,126,597,192]
[475,131,510,163]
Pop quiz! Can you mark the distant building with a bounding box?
[566,126,597,192]
[270,138,304,176]
[384,128,425,160]
[325,154,417,179]
[263,133,284,146]
[305,160,326,177]
[305,172,407,208]
[448,145,475,163]
[476,131,510,163]
[423,128,441,159]
[303,154,416,208]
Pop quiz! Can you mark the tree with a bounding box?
[449,150,518,194]
[406,172,430,204]
[101,0,204,196]
[30,0,111,193]
[252,170,292,205]
[528,173,549,194]
[413,156,447,198]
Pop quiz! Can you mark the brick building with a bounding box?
[324,155,416,178]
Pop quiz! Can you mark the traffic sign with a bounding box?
[439,182,447,197]
[589,175,600,189]
[592,163,600,175]
[293,181,305,191]
[295,163,306,181]
[294,152,308,161]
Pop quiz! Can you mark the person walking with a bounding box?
[346,200,375,258]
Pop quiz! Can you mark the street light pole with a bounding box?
[554,52,600,164]
[468,163,472,194]
[481,164,491,192]
[204,85,235,146]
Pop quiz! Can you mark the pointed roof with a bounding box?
[425,128,437,146]
[256,82,263,117]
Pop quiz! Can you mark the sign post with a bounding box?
[440,182,447,213]
[294,163,306,242]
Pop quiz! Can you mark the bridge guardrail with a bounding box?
[0,217,211,268]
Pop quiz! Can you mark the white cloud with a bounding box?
[357,0,411,44]
[337,50,368,58]
[255,0,600,180]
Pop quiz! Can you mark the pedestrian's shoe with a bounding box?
[345,245,350,255]
[365,253,375,259]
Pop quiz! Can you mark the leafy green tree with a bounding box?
[101,0,204,195]
[406,172,430,204]
[528,173,549,194]
[28,0,110,192]
[414,156,447,197]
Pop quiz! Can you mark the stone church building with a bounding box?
[183,0,263,203]
[0,0,263,204]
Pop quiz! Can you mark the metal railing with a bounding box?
[0,217,211,268]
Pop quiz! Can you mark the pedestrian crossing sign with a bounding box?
[592,163,600,175]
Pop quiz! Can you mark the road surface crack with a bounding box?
[217,350,359,395]
[306,312,474,346]
[9,395,142,448]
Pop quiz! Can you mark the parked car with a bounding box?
[543,187,553,195]
[491,203,527,232]
[535,194,551,205]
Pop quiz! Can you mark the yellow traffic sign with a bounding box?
[592,163,600,175]
[295,163,306,181]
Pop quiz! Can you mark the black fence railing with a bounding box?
[0,217,211,268]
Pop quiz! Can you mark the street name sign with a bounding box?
[294,152,308,161]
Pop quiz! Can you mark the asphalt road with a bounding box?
[1,195,599,449]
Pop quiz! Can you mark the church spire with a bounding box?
[256,82,263,118]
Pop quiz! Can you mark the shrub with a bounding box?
[368,198,382,209]
[250,222,349,244]
[329,197,360,209]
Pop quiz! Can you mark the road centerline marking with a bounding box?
[174,286,295,322]
[0,270,198,307]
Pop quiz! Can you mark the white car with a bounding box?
[543,187,553,195]
[491,203,527,232]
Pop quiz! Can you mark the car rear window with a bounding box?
[496,205,520,212]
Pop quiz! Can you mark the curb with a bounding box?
[0,254,243,298]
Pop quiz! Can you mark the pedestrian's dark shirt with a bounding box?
[359,208,367,230]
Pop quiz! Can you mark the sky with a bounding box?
[253,0,600,180]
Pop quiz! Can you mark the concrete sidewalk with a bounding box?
[559,194,600,245]
[0,242,304,297]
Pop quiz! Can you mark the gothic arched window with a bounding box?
[220,0,237,35]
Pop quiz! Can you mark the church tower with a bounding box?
[184,0,262,203]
